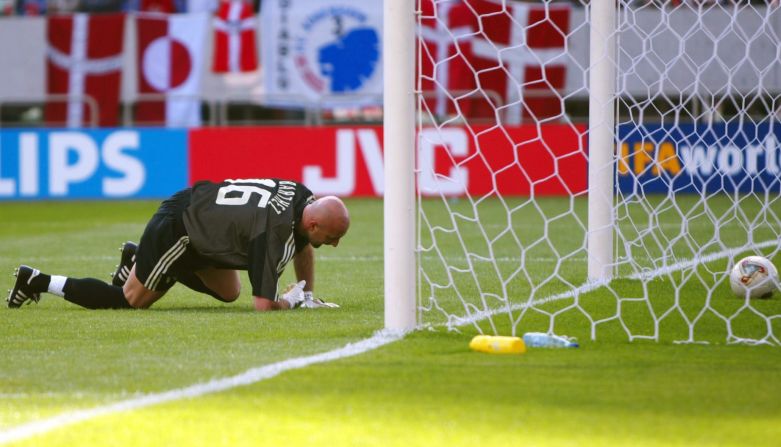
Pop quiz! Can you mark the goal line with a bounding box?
[445,239,781,330]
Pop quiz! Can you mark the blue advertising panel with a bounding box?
[617,122,781,194]
[0,129,188,200]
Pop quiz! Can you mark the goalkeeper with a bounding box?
[7,178,348,311]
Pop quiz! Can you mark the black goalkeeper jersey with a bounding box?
[182,178,315,299]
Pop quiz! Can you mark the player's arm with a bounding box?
[249,230,301,311]
[292,244,338,309]
[294,244,315,292]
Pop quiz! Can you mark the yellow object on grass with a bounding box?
[469,335,526,354]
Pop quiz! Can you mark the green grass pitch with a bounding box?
[1,199,780,446]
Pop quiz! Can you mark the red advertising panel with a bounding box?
[189,125,587,197]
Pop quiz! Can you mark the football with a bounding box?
[729,256,779,299]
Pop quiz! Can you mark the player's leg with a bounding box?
[174,268,240,302]
[111,241,137,288]
[7,264,133,309]
[8,235,169,309]
[7,190,192,310]
[122,264,165,308]
[129,200,190,307]
[58,207,181,309]
[7,265,43,308]
[191,268,241,302]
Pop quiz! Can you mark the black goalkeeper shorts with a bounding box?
[135,188,210,292]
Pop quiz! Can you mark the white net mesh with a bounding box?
[416,0,781,344]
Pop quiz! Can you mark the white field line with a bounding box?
[447,240,779,328]
[0,330,405,445]
[446,278,610,329]
[626,239,780,280]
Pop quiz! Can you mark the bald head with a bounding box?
[300,196,350,248]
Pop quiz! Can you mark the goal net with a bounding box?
[415,0,781,344]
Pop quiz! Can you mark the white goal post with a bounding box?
[383,0,417,331]
[384,0,781,344]
[587,0,616,282]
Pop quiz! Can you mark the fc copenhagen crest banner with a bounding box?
[261,0,383,108]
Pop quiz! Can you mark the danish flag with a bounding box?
[45,14,125,127]
[419,0,475,118]
[419,0,570,124]
[212,0,258,73]
[136,13,208,127]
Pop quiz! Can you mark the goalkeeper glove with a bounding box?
[280,280,307,309]
[300,291,340,308]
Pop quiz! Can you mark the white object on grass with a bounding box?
[730,256,779,299]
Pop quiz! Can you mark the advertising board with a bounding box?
[0,129,188,199]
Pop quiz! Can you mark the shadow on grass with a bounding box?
[146,306,257,314]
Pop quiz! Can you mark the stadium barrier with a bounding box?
[0,94,100,128]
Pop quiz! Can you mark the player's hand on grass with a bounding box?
[300,291,340,308]
[280,280,307,308]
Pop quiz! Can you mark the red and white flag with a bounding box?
[212,0,258,73]
[136,13,208,127]
[45,13,125,127]
[419,0,569,124]
[419,0,475,118]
